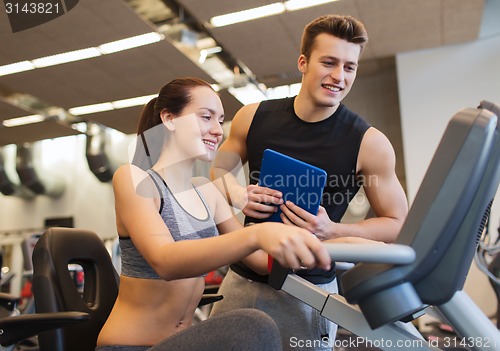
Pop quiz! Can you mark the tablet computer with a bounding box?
[258,149,327,222]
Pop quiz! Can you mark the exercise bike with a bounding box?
[269,101,500,351]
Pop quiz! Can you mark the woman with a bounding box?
[96,77,331,351]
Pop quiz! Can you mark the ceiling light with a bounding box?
[198,50,208,64]
[32,48,102,68]
[284,0,338,11]
[265,83,302,100]
[69,102,114,116]
[70,93,158,116]
[198,46,222,63]
[266,85,293,100]
[2,114,45,127]
[289,83,302,96]
[0,61,35,76]
[112,94,156,109]
[71,122,88,134]
[228,85,267,105]
[209,1,340,27]
[210,3,285,27]
[1,92,157,128]
[0,32,164,78]
[99,32,163,54]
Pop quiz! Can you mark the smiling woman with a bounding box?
[96,76,331,351]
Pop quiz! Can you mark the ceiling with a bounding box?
[0,0,485,147]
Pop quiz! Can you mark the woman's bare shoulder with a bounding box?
[113,164,158,198]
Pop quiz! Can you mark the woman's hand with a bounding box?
[254,222,331,271]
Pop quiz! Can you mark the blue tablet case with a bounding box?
[258,149,327,222]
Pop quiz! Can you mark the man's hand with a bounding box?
[280,202,334,240]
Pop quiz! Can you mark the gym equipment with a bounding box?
[0,311,89,350]
[32,228,119,351]
[6,227,220,351]
[475,217,500,328]
[0,228,119,350]
[270,101,500,351]
[85,122,118,183]
[488,252,500,328]
[15,144,65,198]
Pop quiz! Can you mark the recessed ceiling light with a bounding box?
[99,32,164,54]
[0,61,35,76]
[32,48,102,68]
[2,114,45,127]
[210,3,285,27]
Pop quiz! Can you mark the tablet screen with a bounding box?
[258,149,327,222]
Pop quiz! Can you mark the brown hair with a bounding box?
[136,77,214,136]
[133,77,214,169]
[300,14,368,61]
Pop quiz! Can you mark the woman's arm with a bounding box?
[113,165,330,281]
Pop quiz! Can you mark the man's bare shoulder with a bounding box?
[358,127,396,174]
[219,102,261,153]
[361,127,394,156]
[231,102,260,128]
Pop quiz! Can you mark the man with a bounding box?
[210,14,408,351]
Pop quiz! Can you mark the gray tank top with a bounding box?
[119,169,219,279]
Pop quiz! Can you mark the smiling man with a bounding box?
[210,14,408,351]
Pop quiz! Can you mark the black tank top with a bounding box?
[231,97,371,284]
[246,97,371,224]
